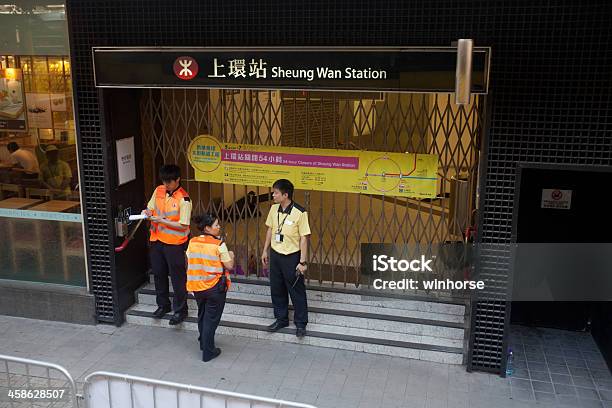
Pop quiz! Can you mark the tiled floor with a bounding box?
[508,325,612,407]
[1,315,611,408]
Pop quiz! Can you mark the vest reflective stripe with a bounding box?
[149,185,190,245]
[187,253,220,261]
[158,225,189,237]
[186,235,231,292]
[187,274,219,281]
[187,264,224,273]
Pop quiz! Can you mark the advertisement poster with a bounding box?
[0,68,27,132]
[188,135,439,198]
[25,93,52,128]
[50,93,67,111]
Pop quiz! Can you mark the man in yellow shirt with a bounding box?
[39,145,71,198]
[261,179,311,338]
[142,164,192,325]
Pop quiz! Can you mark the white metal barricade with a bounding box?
[82,372,317,408]
[0,354,79,408]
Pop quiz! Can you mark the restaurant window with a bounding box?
[0,2,85,287]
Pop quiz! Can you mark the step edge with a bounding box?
[139,283,466,314]
[126,309,464,355]
[146,274,468,306]
[138,289,465,329]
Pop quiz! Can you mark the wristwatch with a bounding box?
[299,261,308,266]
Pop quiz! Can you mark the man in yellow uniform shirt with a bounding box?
[261,179,311,338]
[142,164,192,325]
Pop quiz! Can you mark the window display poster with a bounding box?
[0,68,27,132]
[25,93,53,129]
[50,93,67,111]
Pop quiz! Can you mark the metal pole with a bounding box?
[455,39,473,105]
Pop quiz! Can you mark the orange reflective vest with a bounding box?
[186,235,231,292]
[149,185,190,245]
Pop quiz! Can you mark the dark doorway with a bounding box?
[510,164,612,371]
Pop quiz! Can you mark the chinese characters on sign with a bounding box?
[94,48,491,93]
[116,136,136,185]
[188,135,439,199]
[209,58,268,79]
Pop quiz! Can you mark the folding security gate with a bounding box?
[140,89,484,291]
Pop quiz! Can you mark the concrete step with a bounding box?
[125,303,464,364]
[137,288,465,341]
[148,278,466,318]
[141,284,464,324]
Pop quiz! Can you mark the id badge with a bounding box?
[275,233,283,242]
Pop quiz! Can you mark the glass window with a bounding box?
[0,53,85,287]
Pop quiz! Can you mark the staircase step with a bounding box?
[137,289,464,341]
[140,287,464,324]
[125,304,464,364]
[144,279,466,316]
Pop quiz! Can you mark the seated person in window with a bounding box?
[39,145,72,199]
[5,142,40,179]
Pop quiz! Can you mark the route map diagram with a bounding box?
[364,154,436,196]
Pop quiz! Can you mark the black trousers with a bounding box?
[150,240,188,314]
[270,249,308,328]
[194,280,227,360]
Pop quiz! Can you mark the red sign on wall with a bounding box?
[173,56,199,80]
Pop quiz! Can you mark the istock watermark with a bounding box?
[372,254,433,272]
[361,243,485,297]
[361,243,612,301]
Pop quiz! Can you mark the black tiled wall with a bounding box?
[65,0,612,373]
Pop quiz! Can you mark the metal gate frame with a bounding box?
[140,89,486,297]
[1,354,79,408]
[1,354,317,408]
[82,371,317,408]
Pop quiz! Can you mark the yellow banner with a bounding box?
[188,135,438,198]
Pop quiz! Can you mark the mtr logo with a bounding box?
[173,56,199,80]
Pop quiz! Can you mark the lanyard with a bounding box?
[277,203,293,234]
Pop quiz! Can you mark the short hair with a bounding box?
[192,213,218,232]
[159,164,181,182]
[7,142,19,152]
[272,179,294,199]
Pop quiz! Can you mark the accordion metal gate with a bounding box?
[140,89,485,293]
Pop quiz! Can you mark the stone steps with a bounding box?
[125,278,468,364]
[137,287,465,342]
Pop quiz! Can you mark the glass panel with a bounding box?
[1,52,83,286]
[0,218,85,286]
[0,2,69,56]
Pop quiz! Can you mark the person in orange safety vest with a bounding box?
[187,213,234,362]
[141,164,192,325]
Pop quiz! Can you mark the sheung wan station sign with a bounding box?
[92,47,490,93]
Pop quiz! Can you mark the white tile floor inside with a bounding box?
[1,316,610,408]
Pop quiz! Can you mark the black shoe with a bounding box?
[203,348,221,362]
[152,306,171,319]
[296,328,307,338]
[267,320,289,332]
[169,312,187,326]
